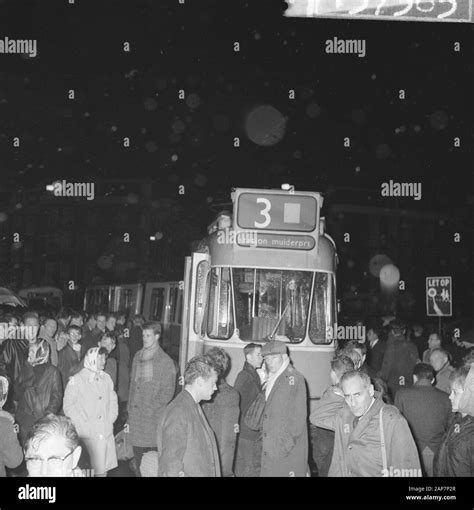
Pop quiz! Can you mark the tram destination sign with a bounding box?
[284,0,473,23]
[237,233,316,250]
[236,192,319,232]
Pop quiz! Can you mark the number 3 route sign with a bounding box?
[426,276,452,317]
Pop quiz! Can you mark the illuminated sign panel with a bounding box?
[237,233,316,250]
[236,192,318,232]
[285,0,473,22]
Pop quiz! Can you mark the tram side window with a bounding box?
[207,267,234,340]
[168,287,177,324]
[176,290,183,325]
[194,261,210,335]
[150,288,165,322]
[309,272,332,345]
[119,289,132,313]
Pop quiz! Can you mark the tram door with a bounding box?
[179,253,210,376]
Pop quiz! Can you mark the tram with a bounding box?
[83,281,183,362]
[179,186,338,411]
[19,286,63,314]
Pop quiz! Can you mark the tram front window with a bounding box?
[232,269,312,343]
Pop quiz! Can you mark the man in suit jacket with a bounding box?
[366,322,386,374]
[157,355,221,477]
[233,343,263,477]
[258,340,309,477]
[395,363,451,477]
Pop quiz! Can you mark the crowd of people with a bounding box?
[0,308,473,478]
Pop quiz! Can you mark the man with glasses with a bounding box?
[24,414,84,477]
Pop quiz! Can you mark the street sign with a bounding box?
[285,0,473,23]
[426,276,452,316]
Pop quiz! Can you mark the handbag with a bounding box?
[244,391,266,431]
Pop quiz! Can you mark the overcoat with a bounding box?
[63,368,118,475]
[202,381,240,476]
[325,396,421,477]
[157,389,221,477]
[260,364,309,477]
[127,345,176,447]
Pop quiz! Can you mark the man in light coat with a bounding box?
[313,369,421,477]
[127,322,176,475]
[258,340,309,477]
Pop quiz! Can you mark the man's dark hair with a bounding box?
[67,324,82,335]
[244,342,261,358]
[70,311,83,321]
[101,331,117,344]
[367,320,383,339]
[413,363,435,381]
[86,313,97,322]
[25,414,79,454]
[205,347,230,379]
[184,355,216,386]
[98,346,109,358]
[106,313,116,322]
[391,319,407,336]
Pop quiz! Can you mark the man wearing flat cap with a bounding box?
[258,340,309,477]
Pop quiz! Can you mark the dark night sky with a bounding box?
[0,0,472,205]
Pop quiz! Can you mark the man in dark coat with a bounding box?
[366,322,386,374]
[394,363,451,476]
[410,323,428,360]
[258,340,309,477]
[57,325,82,388]
[157,355,221,477]
[378,320,419,400]
[234,343,263,477]
[202,347,240,477]
[16,339,63,444]
[80,314,103,358]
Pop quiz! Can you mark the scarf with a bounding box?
[0,375,8,409]
[135,344,158,382]
[84,347,106,382]
[27,339,50,366]
[264,354,290,400]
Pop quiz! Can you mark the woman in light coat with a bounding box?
[64,347,118,477]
